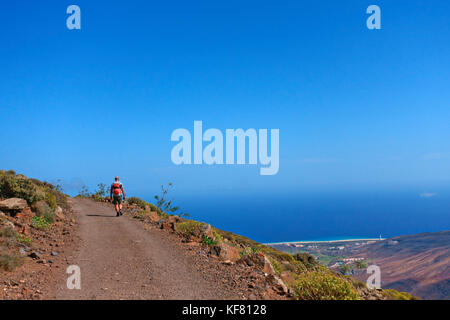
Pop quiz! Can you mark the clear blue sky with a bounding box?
[1,0,449,202]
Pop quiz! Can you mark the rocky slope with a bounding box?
[0,170,78,299]
[110,196,414,300]
[0,170,415,300]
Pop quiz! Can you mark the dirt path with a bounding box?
[53,198,237,299]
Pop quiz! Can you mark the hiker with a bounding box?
[110,176,126,217]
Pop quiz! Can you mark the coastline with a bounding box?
[264,238,386,245]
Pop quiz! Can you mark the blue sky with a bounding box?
[1,0,449,205]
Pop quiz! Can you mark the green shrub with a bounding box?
[202,235,217,246]
[356,261,368,269]
[283,260,308,273]
[0,173,43,205]
[32,201,55,222]
[43,210,55,223]
[32,216,51,230]
[293,252,317,270]
[381,289,417,300]
[293,271,360,300]
[347,277,367,290]
[45,192,58,209]
[127,196,164,216]
[239,247,253,257]
[268,256,283,275]
[16,234,31,246]
[40,184,68,210]
[127,197,148,209]
[339,264,352,275]
[176,220,203,237]
[0,252,23,271]
[214,228,258,247]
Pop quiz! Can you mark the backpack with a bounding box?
[112,182,122,195]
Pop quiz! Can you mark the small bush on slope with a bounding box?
[32,216,52,230]
[0,171,68,210]
[16,234,31,246]
[0,252,23,272]
[0,226,18,239]
[293,252,317,270]
[381,289,418,300]
[127,197,150,209]
[0,224,23,271]
[0,172,43,205]
[176,220,204,237]
[127,196,164,217]
[293,270,360,300]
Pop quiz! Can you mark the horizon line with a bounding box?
[264,238,386,245]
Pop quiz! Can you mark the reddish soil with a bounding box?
[0,204,79,299]
[40,198,285,300]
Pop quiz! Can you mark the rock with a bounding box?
[263,256,276,275]
[210,245,220,256]
[19,225,30,236]
[167,215,181,224]
[1,219,15,229]
[0,211,4,216]
[211,243,241,262]
[51,251,58,256]
[0,198,27,211]
[55,206,64,219]
[237,253,265,268]
[266,274,288,295]
[28,252,40,259]
[287,288,295,297]
[48,260,54,264]
[160,215,182,231]
[15,207,33,220]
[195,224,216,241]
[19,248,27,256]
[160,220,174,231]
[148,211,160,223]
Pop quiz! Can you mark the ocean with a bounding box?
[142,188,450,244]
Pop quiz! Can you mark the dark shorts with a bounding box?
[112,195,122,205]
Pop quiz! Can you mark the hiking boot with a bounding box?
[116,212,120,217]
[119,210,123,216]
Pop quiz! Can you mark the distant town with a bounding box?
[267,238,385,275]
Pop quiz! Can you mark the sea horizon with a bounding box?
[264,236,385,245]
[136,188,450,244]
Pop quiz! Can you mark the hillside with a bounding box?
[0,170,77,298]
[1,170,416,300]
[351,231,450,300]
